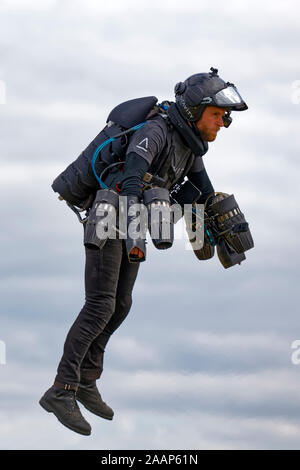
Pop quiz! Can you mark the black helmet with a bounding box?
[175,67,248,127]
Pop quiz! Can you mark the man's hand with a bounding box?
[129,247,144,259]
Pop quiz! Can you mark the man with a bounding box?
[39,67,248,435]
[194,106,226,141]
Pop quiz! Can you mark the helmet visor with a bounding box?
[214,86,248,111]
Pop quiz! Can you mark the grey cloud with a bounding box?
[1,0,300,450]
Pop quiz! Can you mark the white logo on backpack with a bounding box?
[136,138,148,152]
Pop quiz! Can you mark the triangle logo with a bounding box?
[136,137,148,152]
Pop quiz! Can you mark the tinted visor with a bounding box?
[214,86,248,111]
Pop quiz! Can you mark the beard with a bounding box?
[198,128,218,142]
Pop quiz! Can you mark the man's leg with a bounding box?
[40,238,125,434]
[80,239,140,381]
[54,238,124,388]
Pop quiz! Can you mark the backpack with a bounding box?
[51,96,158,210]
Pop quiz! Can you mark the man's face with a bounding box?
[195,106,226,142]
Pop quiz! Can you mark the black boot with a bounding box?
[76,381,114,420]
[39,384,91,436]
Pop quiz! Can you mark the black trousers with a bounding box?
[55,238,140,387]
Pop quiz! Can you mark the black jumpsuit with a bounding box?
[55,114,214,388]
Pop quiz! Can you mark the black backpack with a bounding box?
[51,96,158,209]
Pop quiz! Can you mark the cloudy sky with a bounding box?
[0,0,300,450]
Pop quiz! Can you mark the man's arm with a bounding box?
[120,152,149,198]
[188,157,214,205]
[120,118,167,260]
[120,115,167,195]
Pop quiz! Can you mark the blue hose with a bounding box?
[91,122,146,189]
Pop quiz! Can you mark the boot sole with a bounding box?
[39,397,91,436]
[76,397,114,420]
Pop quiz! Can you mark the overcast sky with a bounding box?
[0,0,300,450]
